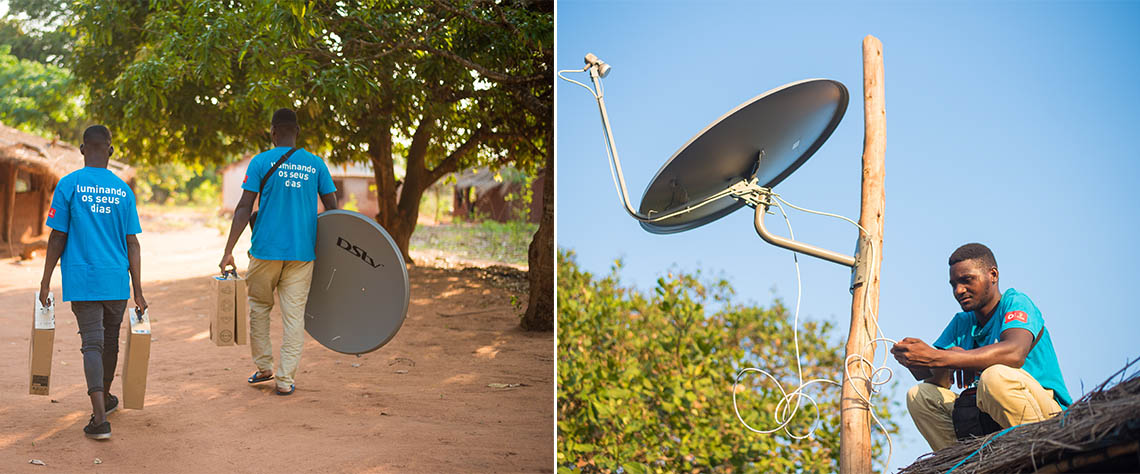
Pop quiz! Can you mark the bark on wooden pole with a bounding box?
[840,34,885,474]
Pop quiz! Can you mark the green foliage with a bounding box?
[418,183,454,223]
[133,162,221,206]
[557,250,898,473]
[66,0,551,171]
[410,220,536,266]
[0,0,74,65]
[0,44,86,141]
[64,0,552,261]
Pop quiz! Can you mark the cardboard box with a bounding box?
[235,277,248,345]
[122,308,151,409]
[211,273,248,346]
[29,291,54,396]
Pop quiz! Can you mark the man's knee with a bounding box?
[80,338,104,354]
[978,364,1019,393]
[906,382,943,414]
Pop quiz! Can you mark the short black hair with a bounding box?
[271,108,298,128]
[949,243,997,270]
[83,125,111,144]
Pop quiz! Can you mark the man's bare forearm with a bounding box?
[224,203,253,255]
[40,230,67,285]
[930,341,1027,371]
[320,192,338,212]
[127,235,143,294]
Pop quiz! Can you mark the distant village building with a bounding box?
[220,156,379,217]
[0,122,134,258]
[221,158,543,225]
[452,167,543,224]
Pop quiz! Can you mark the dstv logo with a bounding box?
[337,237,385,269]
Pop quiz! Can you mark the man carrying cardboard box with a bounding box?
[220,109,338,396]
[39,125,148,440]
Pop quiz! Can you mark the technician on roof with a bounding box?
[891,243,1071,451]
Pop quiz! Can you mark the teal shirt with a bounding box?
[45,167,142,302]
[241,147,336,261]
[933,288,1072,407]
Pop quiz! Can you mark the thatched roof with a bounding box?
[900,359,1140,473]
[454,167,510,194]
[0,122,134,181]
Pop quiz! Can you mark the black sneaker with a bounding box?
[84,415,111,440]
[104,394,119,415]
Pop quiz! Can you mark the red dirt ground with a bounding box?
[0,221,553,473]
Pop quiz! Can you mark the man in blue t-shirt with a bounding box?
[219,108,337,396]
[891,243,1070,451]
[39,125,147,440]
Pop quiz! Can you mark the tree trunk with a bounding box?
[840,35,885,474]
[369,125,418,264]
[520,132,553,331]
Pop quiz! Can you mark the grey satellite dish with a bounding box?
[558,54,858,268]
[638,79,848,234]
[304,210,409,354]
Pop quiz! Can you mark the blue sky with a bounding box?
[556,1,1140,471]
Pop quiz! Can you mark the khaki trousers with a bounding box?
[247,257,314,391]
[906,364,1063,451]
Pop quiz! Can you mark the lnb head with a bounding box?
[584,52,611,78]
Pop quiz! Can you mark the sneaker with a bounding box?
[84,415,111,440]
[104,394,119,415]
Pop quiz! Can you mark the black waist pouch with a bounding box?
[952,387,1003,440]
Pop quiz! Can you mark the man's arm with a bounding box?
[892,329,1035,372]
[219,190,257,271]
[320,192,338,212]
[126,234,147,313]
[38,230,67,307]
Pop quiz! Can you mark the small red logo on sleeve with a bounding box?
[1004,311,1028,324]
[48,208,55,218]
[243,175,248,184]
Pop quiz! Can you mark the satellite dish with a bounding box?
[637,79,848,234]
[304,210,409,354]
[558,55,857,267]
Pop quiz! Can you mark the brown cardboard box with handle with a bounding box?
[28,291,54,396]
[122,308,151,409]
[211,270,248,346]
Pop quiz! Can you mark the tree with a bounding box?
[68,0,550,259]
[0,44,86,142]
[68,0,553,327]
[557,250,898,473]
[520,127,552,330]
[0,0,73,65]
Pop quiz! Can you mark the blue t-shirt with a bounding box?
[242,147,336,261]
[45,167,141,302]
[933,288,1072,407]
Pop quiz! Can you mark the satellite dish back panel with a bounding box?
[638,79,848,234]
[304,210,410,354]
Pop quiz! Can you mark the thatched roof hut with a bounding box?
[900,359,1140,473]
[0,122,134,258]
[452,167,543,223]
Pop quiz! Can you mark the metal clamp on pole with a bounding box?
[849,235,872,294]
[751,194,856,268]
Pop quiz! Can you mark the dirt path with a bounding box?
[0,222,553,472]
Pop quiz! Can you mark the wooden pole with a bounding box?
[840,35,886,474]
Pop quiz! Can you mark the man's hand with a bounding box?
[134,293,148,315]
[944,347,976,389]
[38,281,51,308]
[891,337,941,368]
[219,253,235,273]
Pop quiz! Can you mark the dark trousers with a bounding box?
[70,300,127,395]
